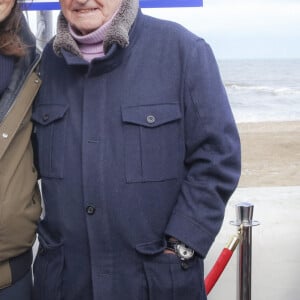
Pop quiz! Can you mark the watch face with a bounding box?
[176,244,194,260]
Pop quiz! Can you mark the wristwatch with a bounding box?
[166,239,195,261]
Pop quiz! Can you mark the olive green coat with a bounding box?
[0,52,42,289]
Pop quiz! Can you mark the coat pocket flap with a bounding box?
[32,104,69,125]
[135,239,166,255]
[122,103,181,128]
[38,234,63,251]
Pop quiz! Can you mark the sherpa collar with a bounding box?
[53,0,139,57]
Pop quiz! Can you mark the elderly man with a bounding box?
[32,0,241,299]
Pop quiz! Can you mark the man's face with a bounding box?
[0,0,14,22]
[60,0,121,35]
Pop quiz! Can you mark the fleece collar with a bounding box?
[53,0,139,57]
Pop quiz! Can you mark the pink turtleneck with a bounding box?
[69,9,118,62]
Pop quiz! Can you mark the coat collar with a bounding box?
[53,0,139,57]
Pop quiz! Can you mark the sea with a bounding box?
[217,59,300,123]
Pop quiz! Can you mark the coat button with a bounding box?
[38,245,45,256]
[181,261,190,270]
[86,205,96,215]
[146,115,156,124]
[43,114,49,122]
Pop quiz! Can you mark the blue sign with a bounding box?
[24,0,202,11]
[140,0,202,7]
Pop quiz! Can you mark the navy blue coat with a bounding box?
[32,10,241,300]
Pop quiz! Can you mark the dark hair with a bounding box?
[0,2,27,57]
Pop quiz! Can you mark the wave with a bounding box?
[225,83,300,96]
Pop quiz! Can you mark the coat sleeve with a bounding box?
[165,39,241,258]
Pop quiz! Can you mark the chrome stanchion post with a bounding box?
[230,202,259,300]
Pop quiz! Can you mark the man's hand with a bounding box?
[164,248,176,255]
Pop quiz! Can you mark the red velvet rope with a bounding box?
[205,248,234,295]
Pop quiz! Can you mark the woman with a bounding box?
[0,1,42,299]
[32,0,240,299]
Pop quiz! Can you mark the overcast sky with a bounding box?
[143,0,300,59]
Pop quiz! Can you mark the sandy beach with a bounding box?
[237,121,300,187]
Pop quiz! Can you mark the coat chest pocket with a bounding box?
[122,103,182,183]
[32,104,68,178]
